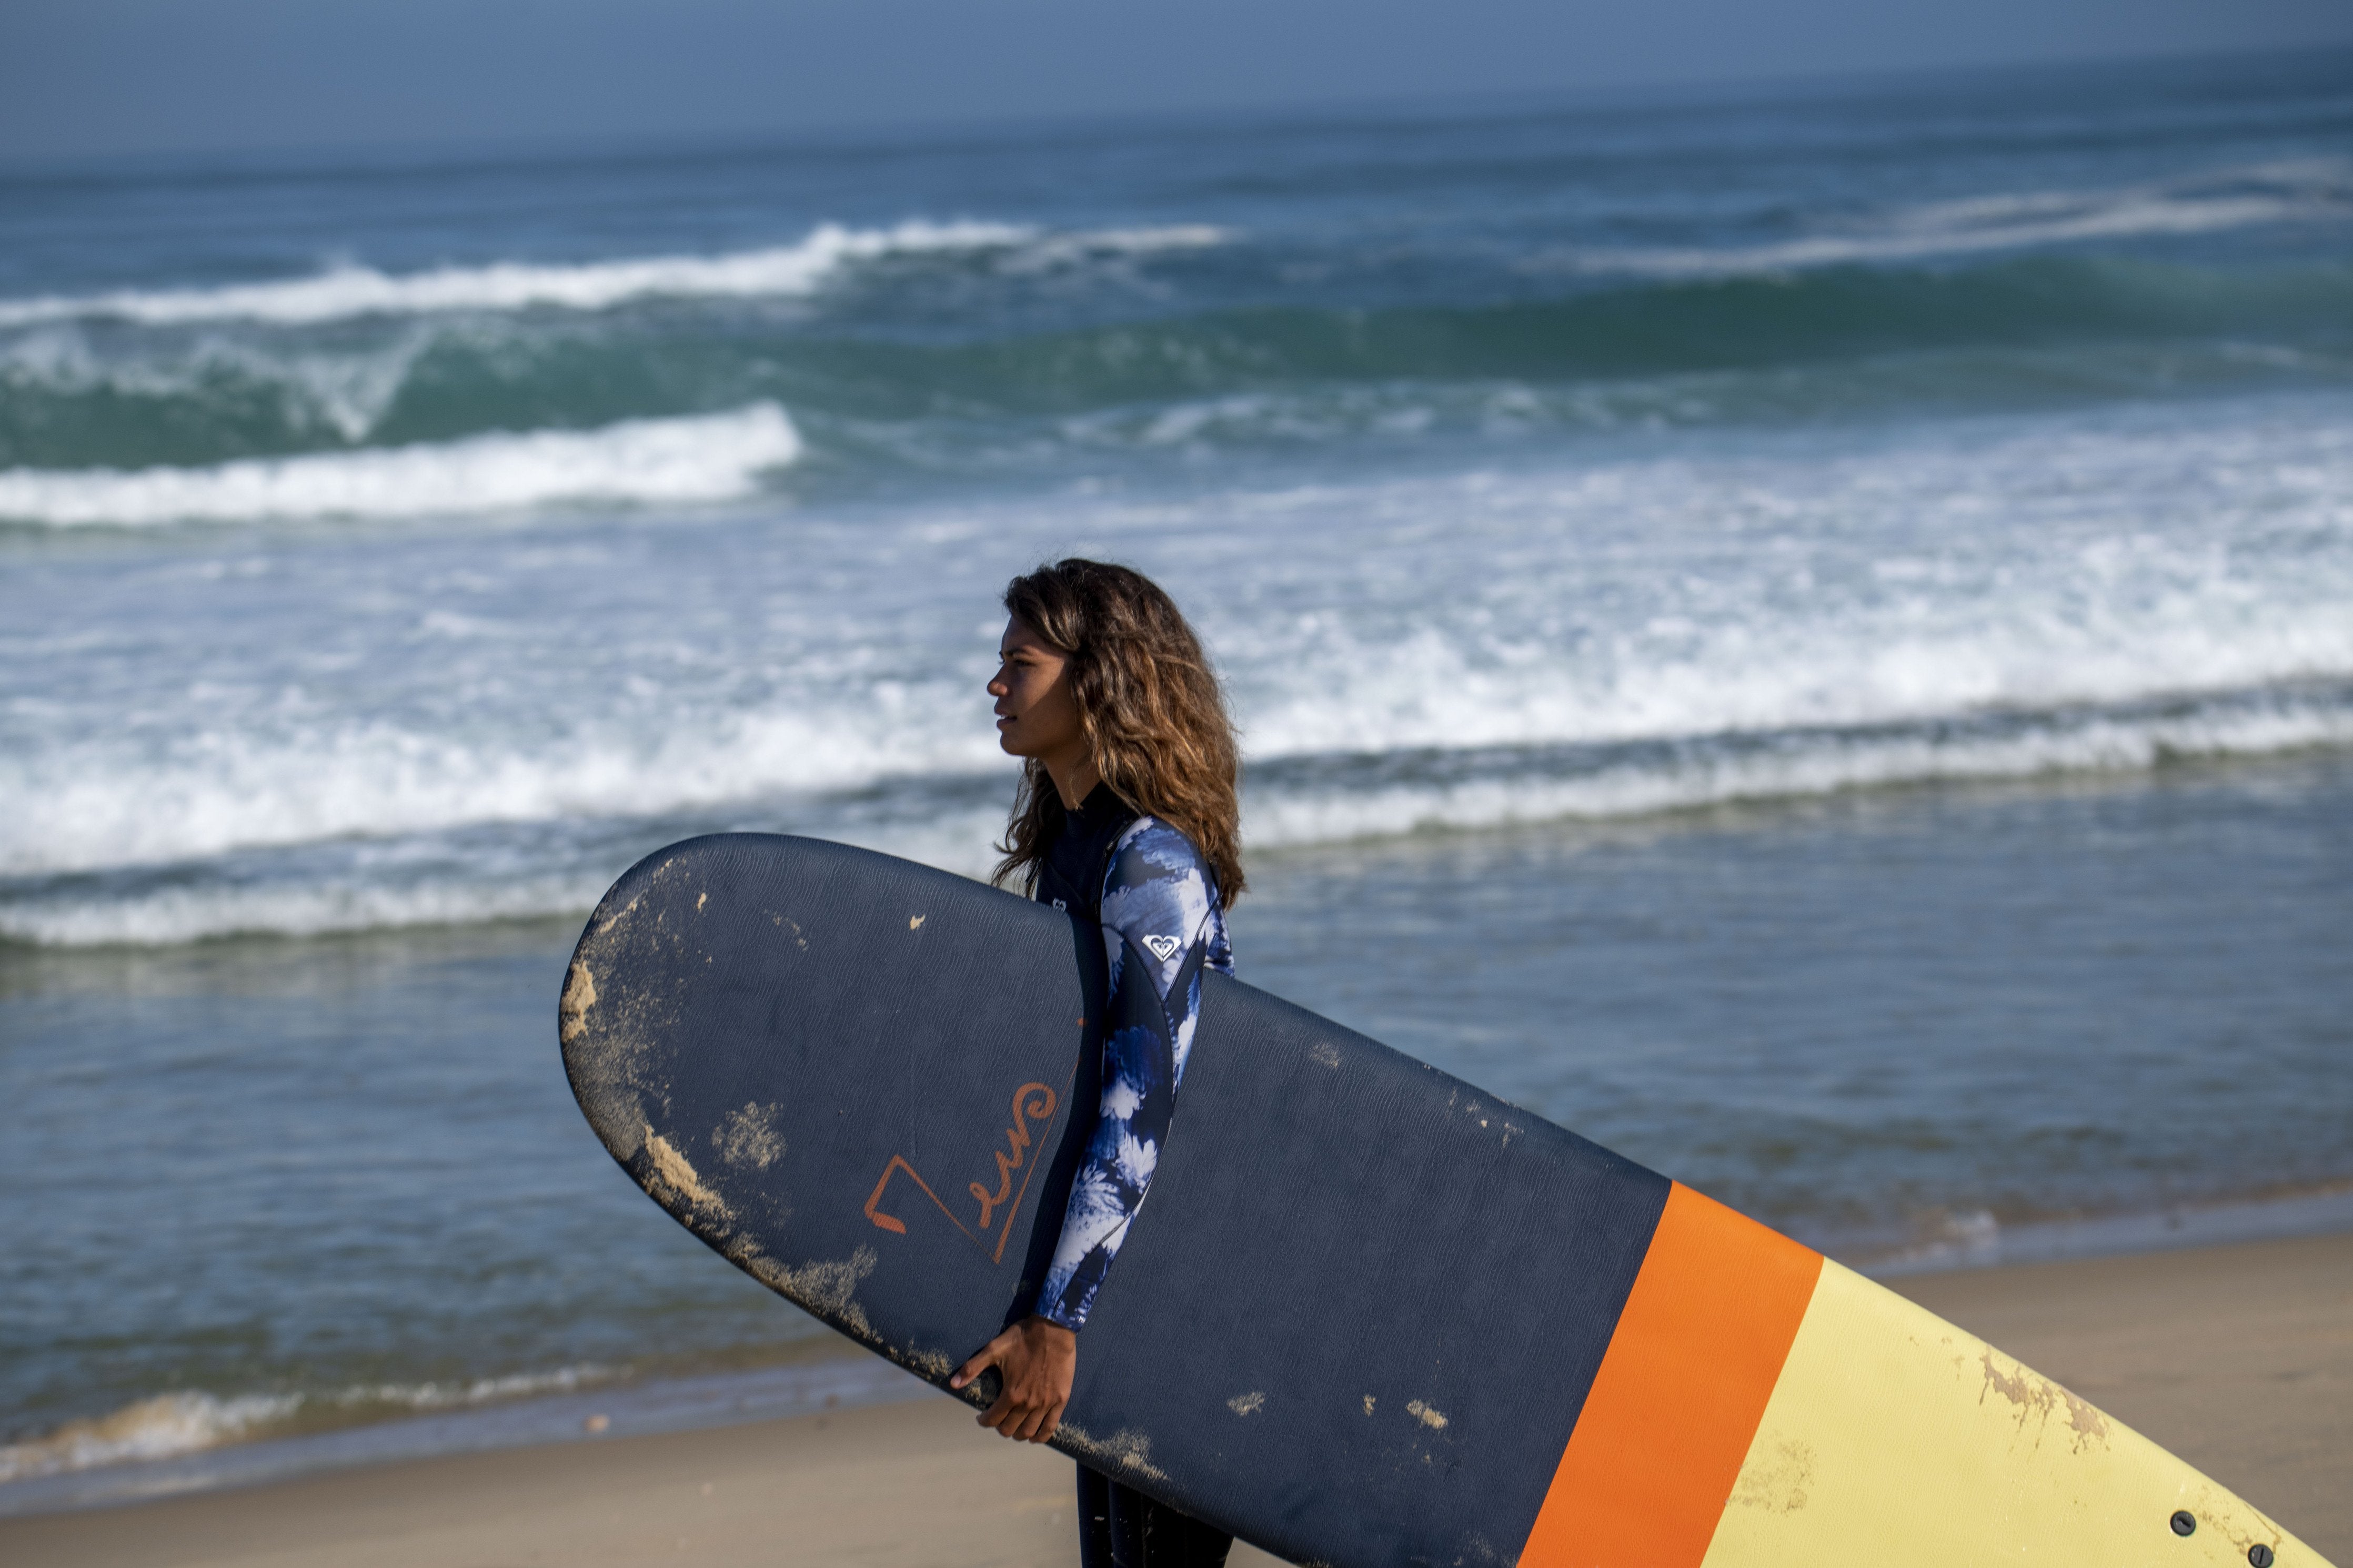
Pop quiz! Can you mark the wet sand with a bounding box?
[5,1231,2345,1567]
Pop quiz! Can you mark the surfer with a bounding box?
[950,558,1245,1568]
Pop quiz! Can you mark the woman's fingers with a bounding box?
[954,1319,1069,1440]
[978,1389,1062,1442]
[1001,1396,1051,1442]
[950,1324,1018,1391]
[948,1347,993,1391]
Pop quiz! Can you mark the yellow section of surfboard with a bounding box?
[1699,1261,2328,1568]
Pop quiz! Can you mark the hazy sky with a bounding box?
[3,0,2348,164]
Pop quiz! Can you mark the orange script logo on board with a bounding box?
[862,1080,1061,1266]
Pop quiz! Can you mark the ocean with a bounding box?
[4,47,2350,1504]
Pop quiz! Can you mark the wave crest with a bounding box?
[5,690,2347,948]
[1552,159,2353,276]
[0,220,1228,328]
[0,402,800,526]
[5,254,2345,476]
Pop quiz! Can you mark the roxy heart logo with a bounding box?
[1141,934,1182,961]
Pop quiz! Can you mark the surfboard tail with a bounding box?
[1520,1183,2328,1568]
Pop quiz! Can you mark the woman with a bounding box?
[948,558,1244,1568]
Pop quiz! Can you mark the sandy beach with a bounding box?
[5,1230,2344,1567]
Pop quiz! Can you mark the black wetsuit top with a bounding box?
[1035,783,1138,920]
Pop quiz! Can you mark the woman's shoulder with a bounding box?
[1102,815,1219,906]
[1109,814,1207,877]
[1103,815,1234,972]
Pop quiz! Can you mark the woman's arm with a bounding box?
[1035,818,1221,1331]
[950,817,1223,1441]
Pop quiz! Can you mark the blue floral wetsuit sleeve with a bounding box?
[1035,817,1233,1331]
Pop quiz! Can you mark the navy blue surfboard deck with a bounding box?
[559,835,2324,1568]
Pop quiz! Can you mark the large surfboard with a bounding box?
[559,834,2326,1568]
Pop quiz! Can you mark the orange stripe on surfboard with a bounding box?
[1520,1182,1823,1568]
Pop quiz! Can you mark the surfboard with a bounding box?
[559,833,2327,1568]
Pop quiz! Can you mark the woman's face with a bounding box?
[989,617,1084,763]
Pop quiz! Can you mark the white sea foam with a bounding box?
[0,1368,610,1483]
[0,403,800,525]
[5,393,2352,943]
[0,694,1005,882]
[0,797,1019,946]
[0,220,1228,328]
[1241,696,2353,848]
[1234,585,2353,764]
[0,1394,301,1483]
[5,696,2346,947]
[0,874,621,948]
[1552,159,2353,276]
[1205,414,2353,762]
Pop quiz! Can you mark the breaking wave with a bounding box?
[1241,688,2353,848]
[0,402,800,525]
[7,255,2347,475]
[1556,159,2353,276]
[6,688,2349,947]
[0,221,1227,328]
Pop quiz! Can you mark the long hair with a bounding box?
[991,559,1245,905]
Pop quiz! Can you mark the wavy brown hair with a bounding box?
[991,559,1245,905]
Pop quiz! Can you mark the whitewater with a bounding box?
[0,403,800,525]
[5,386,2350,945]
[0,220,1228,328]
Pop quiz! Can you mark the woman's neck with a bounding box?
[1045,753,1101,812]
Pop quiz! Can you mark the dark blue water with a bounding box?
[3,48,2350,1495]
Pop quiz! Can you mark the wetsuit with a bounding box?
[1033,783,1235,1568]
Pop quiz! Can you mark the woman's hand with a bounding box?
[950,1315,1077,1442]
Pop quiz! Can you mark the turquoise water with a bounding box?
[3,48,2351,1494]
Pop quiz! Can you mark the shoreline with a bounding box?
[1857,1180,2353,1276]
[0,1344,919,1519]
[2,1230,2344,1565]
